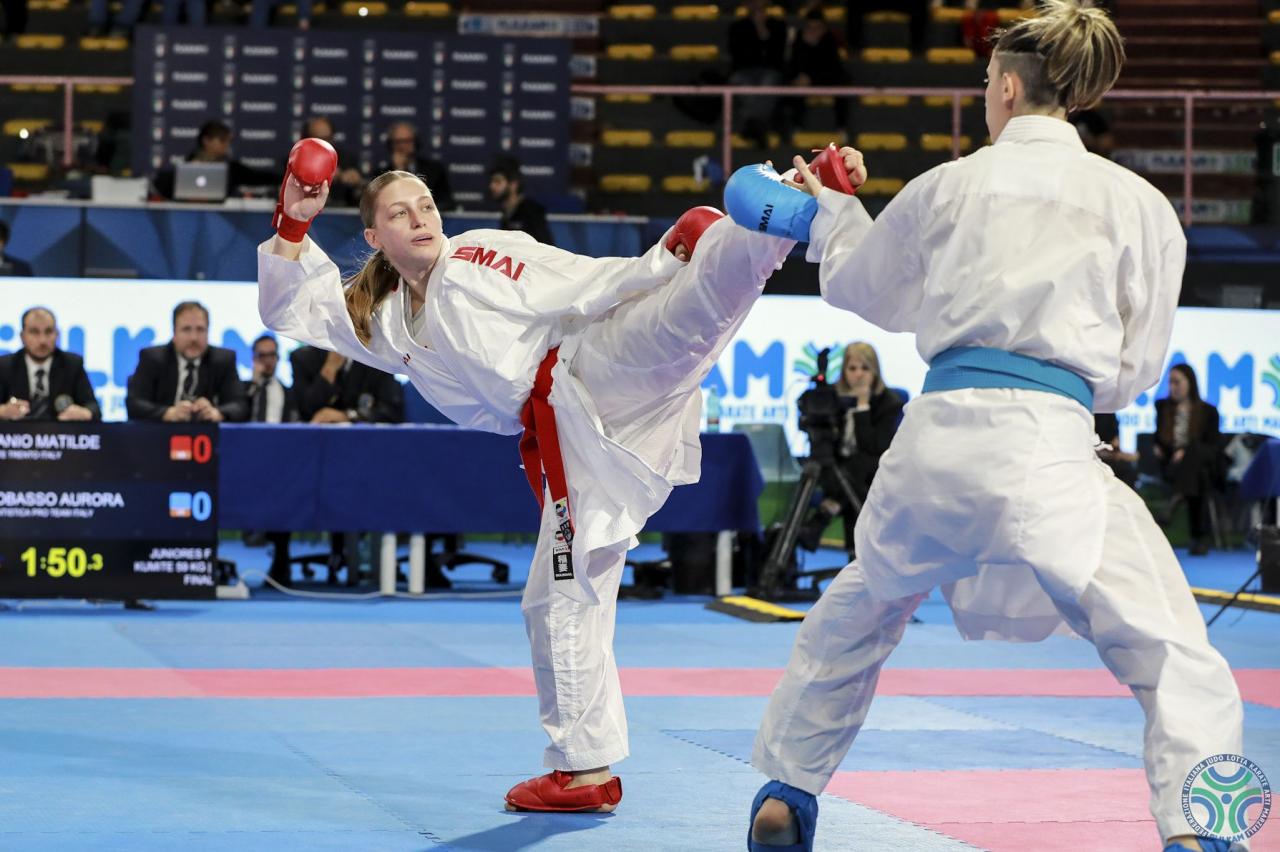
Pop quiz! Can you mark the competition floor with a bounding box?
[0,541,1276,852]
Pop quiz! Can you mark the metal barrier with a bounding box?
[4,74,1280,228]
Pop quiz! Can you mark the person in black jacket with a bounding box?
[0,221,33,277]
[489,157,555,246]
[782,10,850,133]
[377,121,454,213]
[244,333,298,425]
[798,341,903,554]
[152,120,278,201]
[727,0,789,148]
[290,345,403,425]
[126,301,249,423]
[0,307,99,421]
[1154,363,1222,555]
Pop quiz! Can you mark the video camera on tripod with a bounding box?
[748,347,865,601]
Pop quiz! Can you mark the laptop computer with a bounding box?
[173,161,229,202]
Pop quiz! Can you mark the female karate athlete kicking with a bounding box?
[725,2,1248,850]
[258,143,850,814]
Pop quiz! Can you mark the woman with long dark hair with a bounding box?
[1154,363,1222,555]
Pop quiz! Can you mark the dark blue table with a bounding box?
[217,424,763,534]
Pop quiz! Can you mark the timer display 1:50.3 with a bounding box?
[19,547,104,578]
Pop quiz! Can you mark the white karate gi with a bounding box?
[259,219,793,771]
[752,116,1246,845]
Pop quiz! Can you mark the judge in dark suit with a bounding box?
[244,333,299,424]
[290,344,404,425]
[126,300,248,423]
[0,307,100,421]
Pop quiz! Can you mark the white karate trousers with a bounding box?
[522,219,794,770]
[753,388,1246,846]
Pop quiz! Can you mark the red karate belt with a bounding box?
[519,347,574,543]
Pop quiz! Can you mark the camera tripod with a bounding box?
[749,426,863,601]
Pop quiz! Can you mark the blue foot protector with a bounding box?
[1163,840,1234,852]
[747,780,818,852]
[724,164,819,242]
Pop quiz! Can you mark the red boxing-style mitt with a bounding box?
[808,143,857,196]
[664,205,725,260]
[288,137,338,186]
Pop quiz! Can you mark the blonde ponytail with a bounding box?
[993,0,1125,112]
[343,169,420,345]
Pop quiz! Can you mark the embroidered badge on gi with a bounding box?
[553,544,574,581]
[553,497,573,544]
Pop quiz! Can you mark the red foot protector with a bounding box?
[808,143,857,195]
[504,770,623,812]
[664,206,725,259]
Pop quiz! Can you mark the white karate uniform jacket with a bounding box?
[807,115,1187,640]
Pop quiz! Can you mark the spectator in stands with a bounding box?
[0,0,28,44]
[488,156,555,246]
[250,0,311,30]
[298,116,364,207]
[1154,363,1222,555]
[153,120,276,201]
[91,112,133,176]
[377,122,454,212]
[845,0,929,56]
[0,307,99,421]
[728,0,789,149]
[783,9,850,134]
[243,333,298,586]
[90,0,204,37]
[798,342,903,554]
[1094,411,1138,488]
[126,300,248,423]
[0,221,32,276]
[291,344,404,584]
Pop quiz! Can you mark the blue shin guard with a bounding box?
[724,164,819,242]
[747,780,818,852]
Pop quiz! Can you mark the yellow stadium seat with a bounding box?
[731,132,781,149]
[600,174,652,192]
[823,6,845,22]
[1271,50,1280,64]
[662,175,712,193]
[1271,9,1280,22]
[8,163,51,181]
[672,4,718,20]
[608,3,656,18]
[606,43,656,60]
[858,178,905,196]
[865,10,908,23]
[735,4,784,16]
[927,47,976,63]
[859,95,909,107]
[30,0,69,9]
[601,129,653,147]
[671,44,718,61]
[931,5,964,21]
[16,34,65,48]
[805,95,836,107]
[921,133,972,152]
[4,119,53,136]
[665,130,716,147]
[79,36,128,50]
[10,83,59,92]
[997,6,1036,21]
[855,132,908,151]
[341,1,386,15]
[74,83,124,93]
[793,130,847,149]
[80,120,105,133]
[405,2,450,16]
[605,93,652,103]
[861,47,911,62]
[923,95,975,108]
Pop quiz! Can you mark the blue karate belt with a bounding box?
[922,347,1093,410]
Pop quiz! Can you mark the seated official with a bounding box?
[0,307,100,421]
[290,345,404,585]
[126,301,248,423]
[799,342,903,554]
[1094,412,1137,488]
[1154,363,1222,556]
[244,333,299,586]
